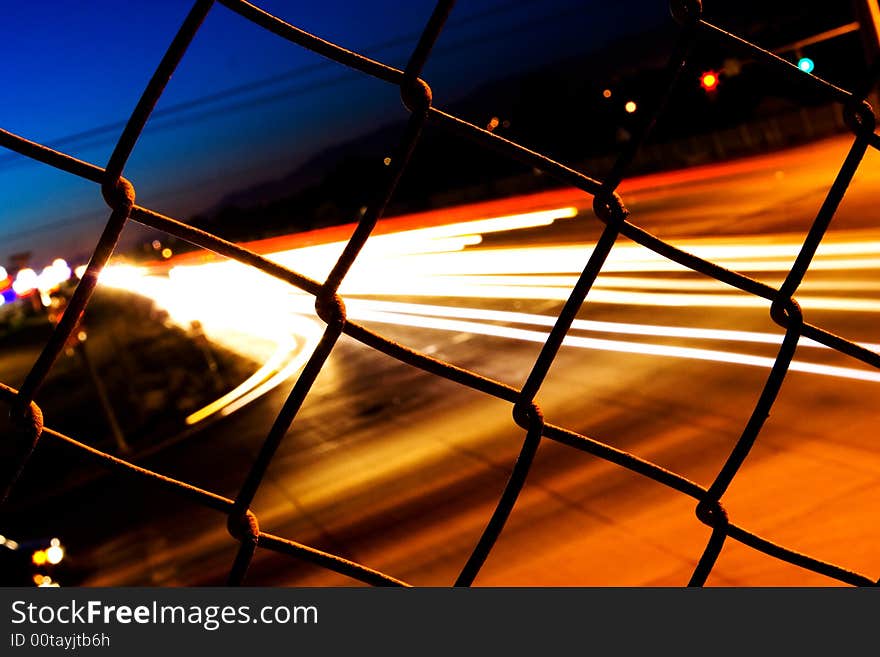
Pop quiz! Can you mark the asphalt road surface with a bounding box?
[10,134,880,586]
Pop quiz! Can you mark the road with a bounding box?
[11,134,880,586]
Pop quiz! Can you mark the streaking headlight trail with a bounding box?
[98,206,880,425]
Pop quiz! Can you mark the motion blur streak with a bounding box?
[217,315,325,418]
[393,275,880,292]
[184,335,297,425]
[346,308,880,384]
[103,208,577,424]
[98,208,880,422]
[340,299,880,351]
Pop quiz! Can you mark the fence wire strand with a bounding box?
[2,0,879,587]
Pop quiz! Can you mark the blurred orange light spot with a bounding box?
[32,550,47,566]
[701,71,719,91]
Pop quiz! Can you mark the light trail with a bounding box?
[350,277,880,311]
[98,206,880,423]
[340,298,880,352]
[215,314,325,418]
[347,308,880,384]
[103,208,577,424]
[378,274,880,293]
[183,335,297,425]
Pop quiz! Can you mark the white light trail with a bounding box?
[348,308,880,384]
[97,207,880,424]
[103,208,578,423]
[341,299,880,351]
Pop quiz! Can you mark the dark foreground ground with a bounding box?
[0,289,253,585]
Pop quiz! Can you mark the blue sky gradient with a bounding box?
[0,0,668,264]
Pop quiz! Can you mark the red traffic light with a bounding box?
[700,71,719,92]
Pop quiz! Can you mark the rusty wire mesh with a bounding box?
[2,0,880,587]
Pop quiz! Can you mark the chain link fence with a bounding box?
[2,0,879,587]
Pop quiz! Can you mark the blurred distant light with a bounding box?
[98,264,144,289]
[161,248,173,259]
[700,71,719,91]
[723,57,742,76]
[12,268,38,295]
[602,88,612,99]
[6,539,18,550]
[38,267,54,285]
[46,544,64,565]
[382,156,392,166]
[624,100,637,113]
[32,549,47,566]
[37,260,72,294]
[74,265,87,279]
[152,240,162,250]
[797,57,815,74]
[0,266,7,280]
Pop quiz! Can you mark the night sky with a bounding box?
[1,0,671,264]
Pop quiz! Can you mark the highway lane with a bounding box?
[22,133,880,586]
